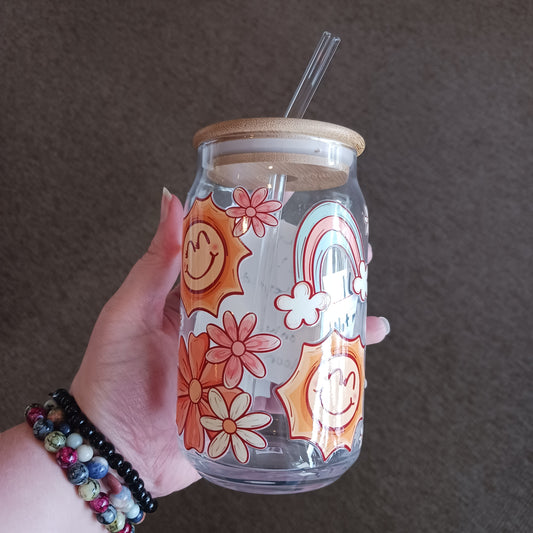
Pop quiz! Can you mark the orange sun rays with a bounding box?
[181,195,252,317]
[276,331,365,461]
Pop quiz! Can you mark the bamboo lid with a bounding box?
[192,118,365,191]
[193,117,365,155]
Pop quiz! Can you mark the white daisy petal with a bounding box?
[237,428,267,449]
[231,435,249,463]
[208,431,230,459]
[237,412,271,429]
[208,388,228,419]
[230,392,251,420]
[200,416,223,431]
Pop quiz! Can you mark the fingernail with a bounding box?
[380,316,391,335]
[160,187,172,223]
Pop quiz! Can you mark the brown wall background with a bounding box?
[1,1,531,532]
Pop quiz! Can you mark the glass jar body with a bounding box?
[178,131,369,494]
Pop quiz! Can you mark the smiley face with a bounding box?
[307,354,361,430]
[181,195,252,317]
[276,331,365,460]
[183,222,226,293]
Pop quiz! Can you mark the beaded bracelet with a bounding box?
[49,389,158,514]
[26,390,157,532]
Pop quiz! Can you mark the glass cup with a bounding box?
[177,118,368,494]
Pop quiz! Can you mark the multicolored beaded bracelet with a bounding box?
[25,391,157,532]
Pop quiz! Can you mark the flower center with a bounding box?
[222,418,238,434]
[231,341,246,357]
[245,207,256,217]
[189,379,202,404]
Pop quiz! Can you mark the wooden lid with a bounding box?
[193,117,365,155]
[193,118,365,191]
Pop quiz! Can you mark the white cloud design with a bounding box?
[275,281,330,330]
[352,261,368,301]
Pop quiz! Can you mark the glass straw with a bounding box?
[284,31,341,119]
[278,31,341,201]
[256,32,342,408]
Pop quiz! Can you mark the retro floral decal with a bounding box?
[177,312,279,460]
[275,201,366,329]
[225,187,282,238]
[200,389,272,463]
[181,195,252,317]
[177,332,238,452]
[276,331,365,461]
[206,311,281,389]
[274,281,330,330]
[352,260,368,301]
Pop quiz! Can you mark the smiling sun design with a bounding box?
[276,331,365,461]
[181,195,252,317]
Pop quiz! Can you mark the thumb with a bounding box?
[110,188,184,316]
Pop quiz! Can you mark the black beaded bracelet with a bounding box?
[51,389,158,514]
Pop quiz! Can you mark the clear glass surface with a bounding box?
[178,134,368,494]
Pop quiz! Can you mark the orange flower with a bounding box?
[177,332,225,452]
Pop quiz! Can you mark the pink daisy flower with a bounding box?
[226,187,282,237]
[206,311,281,388]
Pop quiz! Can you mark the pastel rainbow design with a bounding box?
[294,201,364,293]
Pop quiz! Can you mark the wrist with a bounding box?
[18,391,160,532]
[0,424,102,533]
[67,381,171,497]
